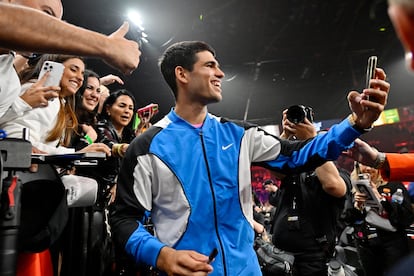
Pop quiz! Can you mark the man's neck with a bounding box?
[174,103,207,125]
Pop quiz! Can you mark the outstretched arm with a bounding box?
[344,138,414,181]
[0,3,140,75]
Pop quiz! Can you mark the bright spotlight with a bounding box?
[127,10,144,30]
[127,9,149,44]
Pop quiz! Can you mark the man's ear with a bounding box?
[175,66,188,84]
[389,5,414,69]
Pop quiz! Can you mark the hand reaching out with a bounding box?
[342,138,378,167]
[100,74,124,86]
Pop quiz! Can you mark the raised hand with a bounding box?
[105,22,141,75]
[100,74,124,86]
[347,68,390,130]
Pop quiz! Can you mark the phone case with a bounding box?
[137,103,159,118]
[38,60,65,87]
[352,173,382,210]
[365,56,377,89]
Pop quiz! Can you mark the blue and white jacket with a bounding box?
[110,109,361,275]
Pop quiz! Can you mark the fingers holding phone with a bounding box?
[137,103,159,120]
[365,56,377,90]
[37,60,64,101]
[38,60,65,87]
[363,56,390,104]
[20,73,61,108]
[347,56,390,129]
[21,60,64,108]
[361,67,390,111]
[135,103,159,135]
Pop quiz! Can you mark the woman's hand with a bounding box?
[20,72,60,108]
[78,143,111,156]
[100,74,124,86]
[81,124,97,142]
[354,191,367,210]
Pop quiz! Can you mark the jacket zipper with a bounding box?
[199,130,227,276]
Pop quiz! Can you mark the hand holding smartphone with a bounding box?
[365,56,377,101]
[352,173,382,210]
[38,61,65,87]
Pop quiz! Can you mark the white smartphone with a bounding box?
[38,60,65,87]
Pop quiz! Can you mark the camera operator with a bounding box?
[268,108,351,276]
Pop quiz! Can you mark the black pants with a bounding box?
[60,207,114,276]
[292,251,327,276]
[356,232,410,276]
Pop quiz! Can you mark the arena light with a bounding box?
[127,9,148,44]
[127,10,144,30]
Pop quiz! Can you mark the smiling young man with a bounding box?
[110,41,389,275]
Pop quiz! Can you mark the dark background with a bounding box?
[62,0,414,129]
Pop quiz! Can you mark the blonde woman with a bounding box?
[347,162,414,276]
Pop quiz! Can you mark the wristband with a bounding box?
[84,134,93,145]
[348,114,373,133]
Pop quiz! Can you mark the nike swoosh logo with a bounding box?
[222,143,233,150]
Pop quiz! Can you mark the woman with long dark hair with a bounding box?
[75,89,137,275]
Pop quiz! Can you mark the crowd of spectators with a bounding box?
[4,0,414,276]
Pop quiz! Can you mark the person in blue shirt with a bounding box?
[110,40,389,275]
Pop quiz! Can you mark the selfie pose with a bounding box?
[109,41,389,275]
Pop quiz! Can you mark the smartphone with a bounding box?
[137,103,159,118]
[352,173,382,210]
[38,60,65,87]
[365,56,377,89]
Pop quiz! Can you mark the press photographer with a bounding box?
[266,107,351,276]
